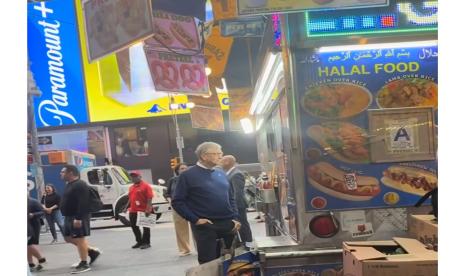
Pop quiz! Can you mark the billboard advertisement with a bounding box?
[28,0,89,128]
[296,44,438,211]
[73,1,228,123]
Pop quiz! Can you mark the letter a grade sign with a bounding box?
[386,118,419,154]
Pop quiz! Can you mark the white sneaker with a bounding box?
[70,261,80,268]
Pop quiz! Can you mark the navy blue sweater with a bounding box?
[172,165,239,224]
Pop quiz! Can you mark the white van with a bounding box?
[81,165,170,225]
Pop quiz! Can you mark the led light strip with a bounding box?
[305,0,438,38]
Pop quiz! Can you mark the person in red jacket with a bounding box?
[128,171,154,249]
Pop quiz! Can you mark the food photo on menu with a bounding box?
[145,10,201,52]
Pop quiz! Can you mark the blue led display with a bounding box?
[308,19,337,32]
[362,16,376,29]
[306,0,437,37]
[342,17,357,30]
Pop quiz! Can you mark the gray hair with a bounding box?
[195,142,222,159]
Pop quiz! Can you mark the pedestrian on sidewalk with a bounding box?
[172,142,241,264]
[128,171,153,250]
[164,163,192,256]
[41,184,64,244]
[28,196,47,272]
[60,165,101,274]
[220,155,254,249]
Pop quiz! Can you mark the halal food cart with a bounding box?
[247,1,438,274]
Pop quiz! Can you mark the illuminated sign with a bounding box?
[73,1,228,123]
[305,0,437,38]
[28,0,89,127]
[272,14,281,48]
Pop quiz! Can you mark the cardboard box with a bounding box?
[409,215,438,251]
[343,237,437,276]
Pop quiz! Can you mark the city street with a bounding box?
[33,212,266,276]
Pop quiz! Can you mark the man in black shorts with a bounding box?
[60,165,101,274]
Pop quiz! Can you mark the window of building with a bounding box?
[114,126,149,157]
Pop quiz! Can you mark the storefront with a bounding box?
[249,0,438,274]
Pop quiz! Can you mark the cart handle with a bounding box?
[260,249,343,259]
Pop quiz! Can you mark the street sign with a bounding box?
[38,135,53,145]
[220,17,266,37]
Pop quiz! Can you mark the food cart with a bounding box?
[248,1,438,274]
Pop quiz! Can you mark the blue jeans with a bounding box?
[45,210,64,240]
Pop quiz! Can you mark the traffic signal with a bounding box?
[170,157,179,170]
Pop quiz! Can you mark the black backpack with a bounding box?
[87,185,103,213]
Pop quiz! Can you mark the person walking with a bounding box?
[128,171,153,250]
[28,196,47,272]
[164,163,192,256]
[172,142,241,264]
[220,155,254,249]
[60,165,101,274]
[41,184,64,244]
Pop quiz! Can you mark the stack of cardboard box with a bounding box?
[408,215,438,251]
[342,237,437,276]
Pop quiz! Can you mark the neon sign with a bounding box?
[272,14,281,48]
[305,0,437,38]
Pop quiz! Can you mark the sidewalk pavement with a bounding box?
[31,212,266,276]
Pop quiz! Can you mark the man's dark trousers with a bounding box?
[237,208,253,243]
[129,212,150,245]
[191,219,235,264]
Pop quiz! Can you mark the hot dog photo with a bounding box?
[307,162,380,201]
[381,165,437,196]
[170,22,197,49]
[146,10,200,52]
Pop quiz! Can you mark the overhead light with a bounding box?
[318,40,438,53]
[205,67,212,76]
[240,118,254,134]
[256,118,264,130]
[250,52,284,115]
[216,78,229,93]
[170,103,180,110]
[170,102,195,110]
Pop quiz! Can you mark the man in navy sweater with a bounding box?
[172,142,241,264]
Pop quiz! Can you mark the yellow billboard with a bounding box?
[74,0,228,123]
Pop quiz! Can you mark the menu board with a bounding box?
[145,10,201,53]
[144,47,209,96]
[296,45,438,211]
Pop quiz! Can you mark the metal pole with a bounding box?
[170,95,184,163]
[27,93,45,201]
[174,111,184,163]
